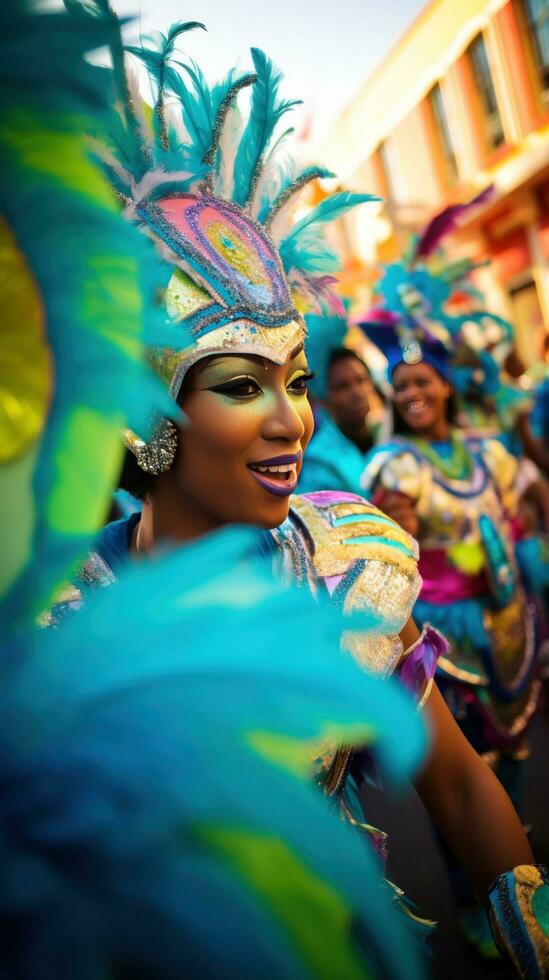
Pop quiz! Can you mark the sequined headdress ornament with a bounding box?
[94,12,376,473]
[359,187,513,387]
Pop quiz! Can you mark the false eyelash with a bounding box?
[207,375,259,395]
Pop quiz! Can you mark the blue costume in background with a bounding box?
[298,410,371,495]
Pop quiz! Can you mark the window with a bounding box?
[378,141,396,200]
[524,0,549,97]
[509,279,545,365]
[468,34,505,148]
[429,83,458,181]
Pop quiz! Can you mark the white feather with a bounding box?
[164,96,190,146]
[214,103,244,200]
[89,138,132,189]
[124,168,194,218]
[251,136,294,220]
[269,193,305,243]
[124,56,154,146]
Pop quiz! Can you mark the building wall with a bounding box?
[321,0,549,364]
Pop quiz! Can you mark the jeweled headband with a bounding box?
[96,22,375,472]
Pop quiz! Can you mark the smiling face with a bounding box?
[170,347,314,531]
[326,353,371,432]
[392,361,451,435]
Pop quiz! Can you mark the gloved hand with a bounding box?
[488,864,549,978]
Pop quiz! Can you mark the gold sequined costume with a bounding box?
[362,433,542,765]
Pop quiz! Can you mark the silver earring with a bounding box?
[126,418,178,475]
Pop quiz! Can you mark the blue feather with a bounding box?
[103,105,150,183]
[63,0,111,17]
[126,21,206,147]
[0,528,426,979]
[283,191,380,241]
[62,4,155,174]
[166,62,255,179]
[205,68,256,167]
[232,48,302,208]
[279,230,341,275]
[166,60,214,176]
[278,192,379,276]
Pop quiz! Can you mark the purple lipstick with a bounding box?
[247,453,302,498]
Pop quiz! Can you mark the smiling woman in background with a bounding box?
[361,324,544,957]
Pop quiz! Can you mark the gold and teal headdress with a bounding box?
[91,12,375,472]
[360,189,514,390]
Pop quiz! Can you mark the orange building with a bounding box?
[321,0,549,366]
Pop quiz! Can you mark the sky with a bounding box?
[112,0,427,143]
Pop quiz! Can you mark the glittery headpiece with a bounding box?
[360,310,452,383]
[360,189,513,390]
[95,18,375,472]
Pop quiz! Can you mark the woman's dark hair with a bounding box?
[118,446,158,501]
[326,347,386,403]
[117,366,197,500]
[116,360,208,500]
[327,347,370,376]
[391,388,459,435]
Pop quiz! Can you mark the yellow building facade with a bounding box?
[322,0,549,365]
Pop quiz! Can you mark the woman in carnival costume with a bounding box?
[46,7,549,973]
[359,202,548,960]
[0,4,437,978]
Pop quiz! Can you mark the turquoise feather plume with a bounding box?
[232,48,302,207]
[62,0,153,175]
[280,230,341,276]
[126,20,206,148]
[1,527,426,979]
[283,191,380,241]
[203,68,258,167]
[167,61,256,177]
[279,192,379,279]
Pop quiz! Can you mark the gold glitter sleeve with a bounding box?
[290,493,422,678]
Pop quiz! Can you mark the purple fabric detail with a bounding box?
[398,626,449,701]
[302,490,364,506]
[419,549,487,603]
[369,829,390,868]
[324,573,344,596]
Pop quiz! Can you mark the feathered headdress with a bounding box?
[360,189,513,386]
[81,4,377,473]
